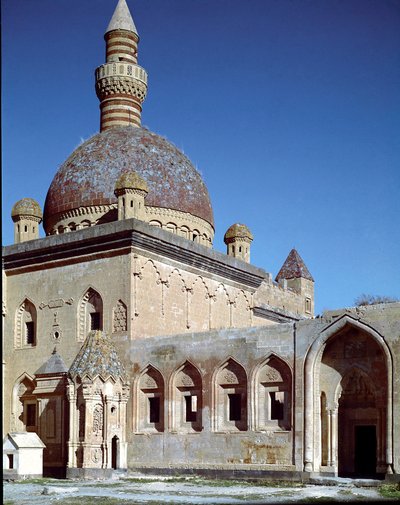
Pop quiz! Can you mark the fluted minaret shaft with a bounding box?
[95,0,148,131]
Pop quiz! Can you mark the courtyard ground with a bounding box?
[3,473,400,504]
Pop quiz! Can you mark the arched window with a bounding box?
[136,365,164,432]
[213,358,247,432]
[170,361,202,432]
[15,299,37,348]
[252,355,292,431]
[78,288,103,341]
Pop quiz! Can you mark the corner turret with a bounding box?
[275,248,314,315]
[11,198,42,243]
[224,223,253,263]
[114,171,148,221]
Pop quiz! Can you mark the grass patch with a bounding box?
[11,478,66,485]
[60,500,193,505]
[378,482,400,499]
[4,501,16,505]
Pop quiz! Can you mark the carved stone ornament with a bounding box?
[91,448,101,464]
[39,298,74,310]
[222,369,238,384]
[178,373,194,388]
[344,340,366,359]
[93,404,103,437]
[143,375,157,389]
[261,365,283,383]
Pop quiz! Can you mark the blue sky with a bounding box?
[2,0,400,314]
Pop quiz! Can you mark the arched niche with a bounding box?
[251,354,292,431]
[169,361,202,432]
[213,357,247,432]
[135,365,164,433]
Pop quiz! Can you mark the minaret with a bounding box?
[95,0,148,131]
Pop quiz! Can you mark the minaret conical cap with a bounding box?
[106,0,138,35]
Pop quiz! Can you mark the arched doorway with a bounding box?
[337,367,381,477]
[304,315,393,477]
[111,435,119,470]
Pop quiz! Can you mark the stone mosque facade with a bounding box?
[2,0,399,481]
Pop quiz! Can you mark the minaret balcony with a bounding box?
[96,62,147,85]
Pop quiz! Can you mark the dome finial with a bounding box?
[106,0,138,35]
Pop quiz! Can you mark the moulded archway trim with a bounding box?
[133,363,165,433]
[250,353,293,431]
[211,356,248,432]
[11,372,36,431]
[168,360,203,431]
[303,314,393,473]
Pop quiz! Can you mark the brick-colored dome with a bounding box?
[11,198,43,221]
[43,126,214,233]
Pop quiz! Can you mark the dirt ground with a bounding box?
[3,474,398,504]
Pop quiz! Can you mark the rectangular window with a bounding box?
[228,393,241,421]
[8,454,14,469]
[149,397,160,423]
[25,321,35,345]
[90,312,101,330]
[270,391,284,420]
[305,297,312,313]
[185,395,197,422]
[26,403,36,427]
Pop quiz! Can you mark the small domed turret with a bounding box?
[224,223,253,263]
[11,198,42,243]
[114,171,148,221]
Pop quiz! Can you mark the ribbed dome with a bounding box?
[11,198,42,221]
[43,126,214,233]
[224,223,253,243]
[114,170,148,193]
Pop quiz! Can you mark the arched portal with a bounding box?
[304,315,393,477]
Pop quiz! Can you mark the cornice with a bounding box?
[253,304,303,323]
[3,219,266,289]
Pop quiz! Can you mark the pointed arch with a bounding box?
[303,315,393,475]
[135,364,165,433]
[211,283,231,329]
[169,360,203,432]
[11,373,36,432]
[15,298,37,348]
[251,353,292,431]
[212,357,248,432]
[189,276,210,331]
[77,287,103,342]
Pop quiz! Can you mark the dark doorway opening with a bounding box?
[111,435,118,470]
[354,425,376,477]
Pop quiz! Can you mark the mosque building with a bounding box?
[2,0,399,481]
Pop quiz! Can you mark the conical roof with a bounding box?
[69,330,127,382]
[275,248,314,282]
[106,0,137,35]
[35,348,68,375]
